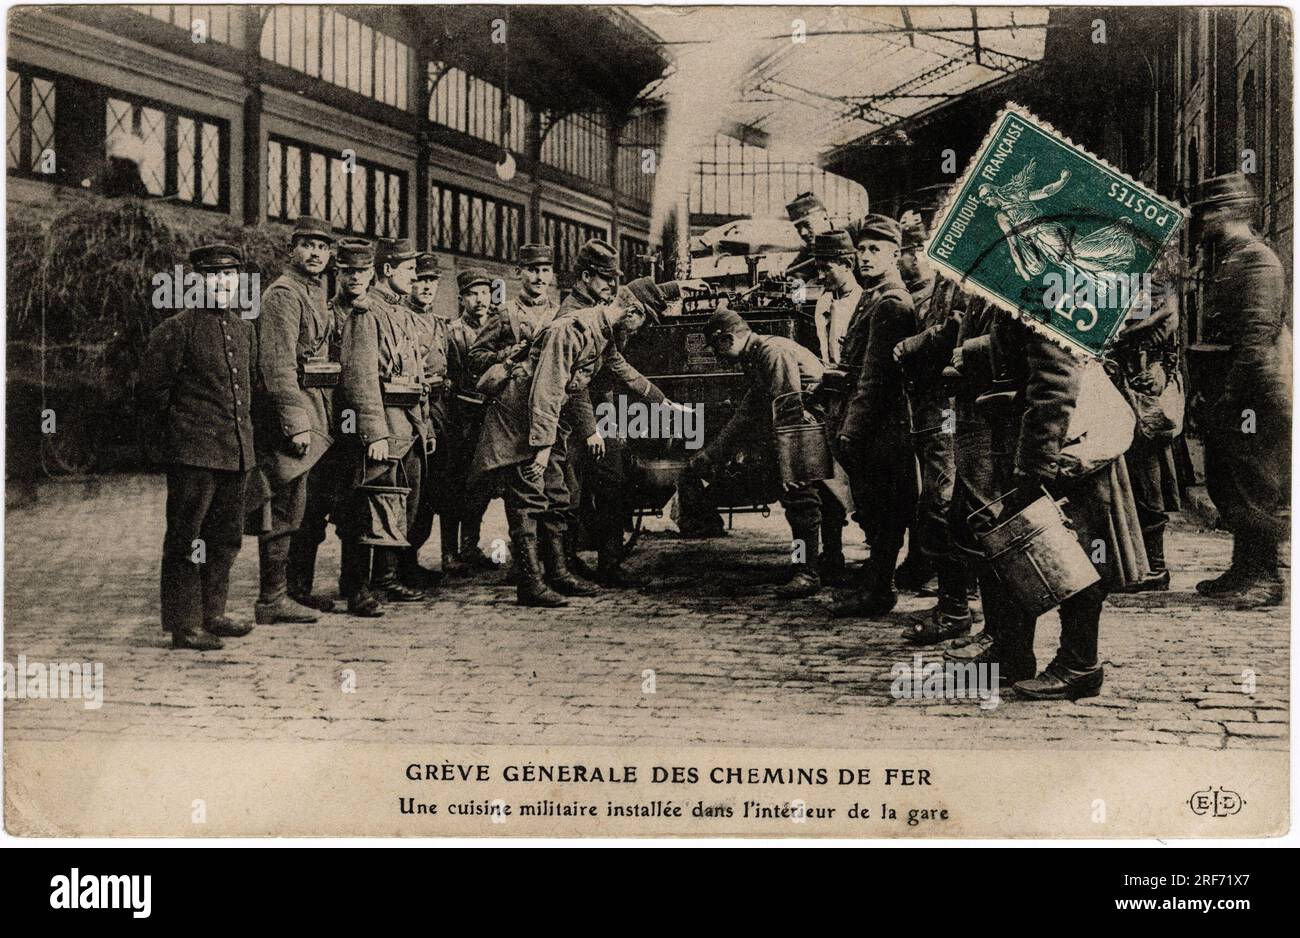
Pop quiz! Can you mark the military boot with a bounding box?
[564,527,601,583]
[1196,537,1250,596]
[541,526,600,597]
[830,559,898,619]
[892,552,936,593]
[172,624,224,651]
[776,522,822,598]
[255,595,320,625]
[514,531,567,608]
[1114,524,1170,593]
[457,521,498,572]
[204,616,253,638]
[1219,539,1285,609]
[1014,660,1104,701]
[287,539,337,611]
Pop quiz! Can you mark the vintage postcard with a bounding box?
[2,3,1291,841]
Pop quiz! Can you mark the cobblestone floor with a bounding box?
[2,473,1289,751]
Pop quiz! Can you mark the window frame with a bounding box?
[427,178,524,264]
[266,134,407,239]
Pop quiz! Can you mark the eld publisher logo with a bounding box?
[49,869,151,918]
[1188,786,1245,817]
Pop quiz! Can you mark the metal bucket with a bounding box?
[774,421,834,485]
[972,493,1099,618]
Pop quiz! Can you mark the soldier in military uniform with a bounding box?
[687,307,840,598]
[251,216,337,626]
[358,237,432,603]
[1191,172,1291,608]
[396,252,449,589]
[469,243,559,384]
[941,309,1118,700]
[139,243,257,650]
[784,191,832,282]
[830,216,919,619]
[286,238,386,618]
[891,208,975,643]
[469,275,678,606]
[435,268,499,576]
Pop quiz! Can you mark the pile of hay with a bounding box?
[7,196,289,390]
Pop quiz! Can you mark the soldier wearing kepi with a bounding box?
[396,252,448,590]
[469,277,674,606]
[891,206,975,643]
[251,215,337,626]
[687,307,840,598]
[469,242,559,384]
[360,237,432,603]
[785,191,833,282]
[139,243,257,650]
[439,268,498,575]
[307,237,387,618]
[831,215,919,618]
[1191,172,1291,608]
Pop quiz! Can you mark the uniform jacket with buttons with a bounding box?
[556,283,665,442]
[139,307,257,472]
[468,293,558,377]
[469,300,663,478]
[704,333,824,465]
[339,283,427,458]
[254,265,335,482]
[838,269,916,445]
[1207,232,1290,419]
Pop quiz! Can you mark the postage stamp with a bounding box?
[925,103,1185,357]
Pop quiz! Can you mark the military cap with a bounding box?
[702,304,748,345]
[812,229,857,260]
[457,267,492,294]
[621,276,682,326]
[853,214,903,247]
[376,237,419,267]
[415,253,441,280]
[1191,172,1257,212]
[189,242,242,272]
[516,243,554,267]
[574,238,620,278]
[786,191,826,223]
[334,238,375,269]
[900,217,928,251]
[290,215,336,244]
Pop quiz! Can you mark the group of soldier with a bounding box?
[141,218,700,651]
[681,171,1288,702]
[140,167,1288,705]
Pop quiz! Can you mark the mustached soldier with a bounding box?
[396,252,449,589]
[830,215,920,619]
[290,237,387,617]
[469,243,559,386]
[357,237,432,603]
[469,278,672,606]
[139,243,257,650]
[687,307,842,598]
[252,215,337,626]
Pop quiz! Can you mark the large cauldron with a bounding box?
[619,287,820,512]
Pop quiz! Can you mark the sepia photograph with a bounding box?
[1,2,1292,841]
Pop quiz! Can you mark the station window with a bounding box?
[129,6,245,47]
[260,7,409,110]
[616,110,663,206]
[104,94,227,209]
[428,180,523,263]
[541,112,609,186]
[427,63,526,154]
[6,66,56,177]
[268,136,405,238]
[543,213,608,274]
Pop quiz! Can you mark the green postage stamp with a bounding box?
[925,103,1185,357]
